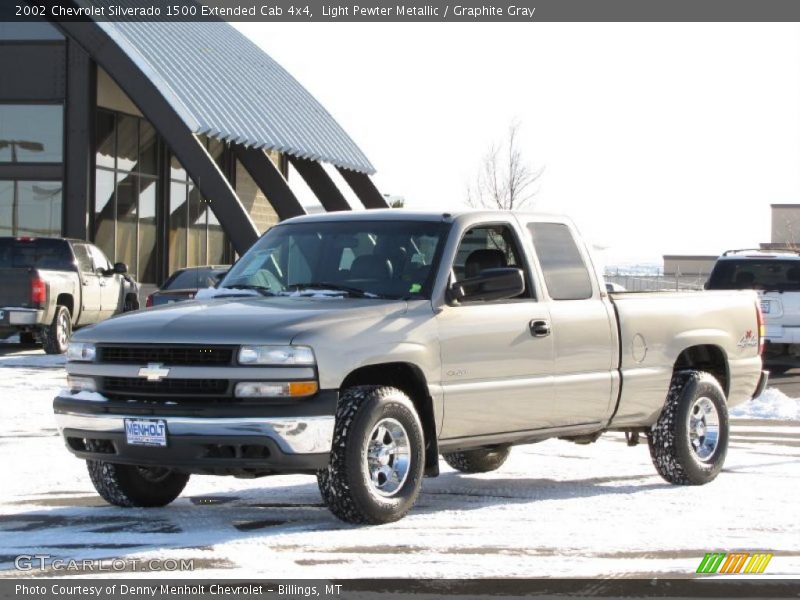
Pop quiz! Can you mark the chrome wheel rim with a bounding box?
[688,396,720,462]
[57,311,69,347]
[364,418,411,498]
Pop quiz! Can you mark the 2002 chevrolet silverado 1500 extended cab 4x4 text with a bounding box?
[54,210,767,523]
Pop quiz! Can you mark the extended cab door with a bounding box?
[437,221,555,439]
[72,243,101,325]
[524,220,618,427]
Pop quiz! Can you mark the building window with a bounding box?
[0,104,63,163]
[0,180,62,236]
[167,136,230,272]
[94,109,158,283]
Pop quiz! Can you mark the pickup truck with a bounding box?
[53,211,767,524]
[0,237,140,354]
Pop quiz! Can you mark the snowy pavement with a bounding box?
[0,346,798,579]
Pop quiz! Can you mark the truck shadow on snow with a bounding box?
[0,470,670,573]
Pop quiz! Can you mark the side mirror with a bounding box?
[213,271,228,288]
[449,268,525,303]
[113,262,128,275]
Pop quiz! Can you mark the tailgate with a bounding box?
[760,291,800,327]
[0,268,33,307]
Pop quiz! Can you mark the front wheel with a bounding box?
[317,385,425,524]
[41,305,71,354]
[87,460,189,507]
[648,370,729,485]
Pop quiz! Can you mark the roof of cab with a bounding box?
[278,209,570,225]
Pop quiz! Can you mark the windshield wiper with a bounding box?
[220,284,276,296]
[286,282,389,299]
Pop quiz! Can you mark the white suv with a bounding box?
[707,248,800,372]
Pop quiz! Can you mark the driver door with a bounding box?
[90,245,121,319]
[437,223,555,440]
[73,244,101,325]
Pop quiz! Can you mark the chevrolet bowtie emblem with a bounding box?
[138,363,170,382]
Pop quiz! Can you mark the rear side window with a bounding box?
[529,223,593,300]
[0,238,74,270]
[72,244,95,274]
[707,259,800,291]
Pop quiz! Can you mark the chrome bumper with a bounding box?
[753,369,769,399]
[54,411,334,455]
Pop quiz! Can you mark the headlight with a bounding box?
[67,375,96,393]
[234,381,319,398]
[66,342,96,362]
[238,345,315,365]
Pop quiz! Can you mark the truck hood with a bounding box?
[72,296,409,345]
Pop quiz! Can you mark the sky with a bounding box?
[234,23,800,265]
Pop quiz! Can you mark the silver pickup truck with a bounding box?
[54,211,767,524]
[0,237,139,353]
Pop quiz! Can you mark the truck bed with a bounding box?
[608,290,764,427]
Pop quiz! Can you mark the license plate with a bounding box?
[761,300,771,314]
[124,418,167,447]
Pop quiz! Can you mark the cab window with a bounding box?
[451,224,530,299]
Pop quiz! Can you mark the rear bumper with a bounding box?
[53,392,336,475]
[752,370,769,399]
[0,307,44,328]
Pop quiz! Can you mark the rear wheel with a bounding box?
[41,305,71,354]
[648,370,729,485]
[317,385,425,524]
[443,446,511,473]
[86,460,189,507]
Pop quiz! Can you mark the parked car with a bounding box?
[605,281,627,292]
[0,237,139,354]
[145,265,230,307]
[55,211,765,523]
[706,248,800,373]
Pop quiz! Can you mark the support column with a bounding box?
[336,168,389,209]
[234,146,306,220]
[288,156,351,212]
[63,39,93,239]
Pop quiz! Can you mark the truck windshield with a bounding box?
[707,258,800,291]
[221,220,448,300]
[0,238,74,271]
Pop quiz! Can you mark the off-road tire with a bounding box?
[86,459,189,507]
[317,385,425,524]
[443,446,511,473]
[648,370,729,485]
[41,305,71,354]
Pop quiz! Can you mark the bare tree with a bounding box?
[467,121,543,210]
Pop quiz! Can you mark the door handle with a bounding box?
[530,319,551,337]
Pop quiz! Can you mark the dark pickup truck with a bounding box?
[0,237,140,353]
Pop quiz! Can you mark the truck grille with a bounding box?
[98,345,235,366]
[102,377,229,397]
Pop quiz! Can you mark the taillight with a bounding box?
[31,275,46,306]
[145,294,154,308]
[756,301,765,355]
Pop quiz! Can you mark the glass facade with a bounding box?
[167,137,228,273]
[94,110,232,284]
[0,180,62,237]
[94,109,161,283]
[0,104,63,163]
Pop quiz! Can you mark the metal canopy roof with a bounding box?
[98,20,375,174]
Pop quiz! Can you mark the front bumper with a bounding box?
[53,392,336,475]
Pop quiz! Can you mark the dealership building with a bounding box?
[0,18,385,286]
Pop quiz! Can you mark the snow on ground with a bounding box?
[731,387,800,420]
[0,347,798,578]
